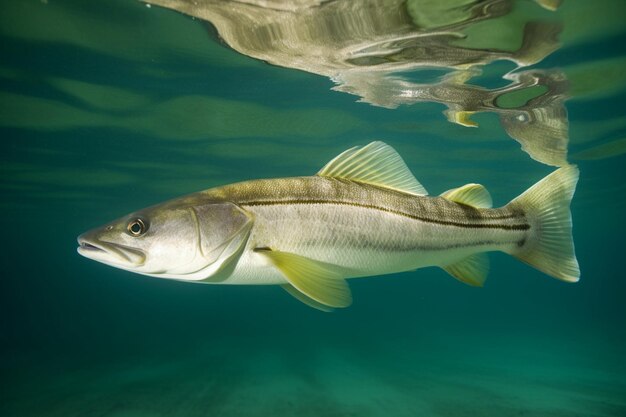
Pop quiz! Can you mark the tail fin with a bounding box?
[507,165,580,282]
[513,22,562,67]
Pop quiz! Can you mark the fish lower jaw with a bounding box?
[76,238,145,268]
[78,241,102,252]
[77,239,109,259]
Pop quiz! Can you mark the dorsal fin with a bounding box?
[440,183,492,208]
[317,141,428,196]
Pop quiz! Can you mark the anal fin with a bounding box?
[443,253,489,287]
[255,248,352,309]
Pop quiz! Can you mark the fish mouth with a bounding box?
[77,235,146,267]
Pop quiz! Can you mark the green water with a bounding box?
[1,1,625,416]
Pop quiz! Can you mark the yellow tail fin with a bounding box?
[507,165,580,282]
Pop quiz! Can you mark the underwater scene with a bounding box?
[1,0,626,416]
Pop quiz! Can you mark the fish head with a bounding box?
[77,200,253,281]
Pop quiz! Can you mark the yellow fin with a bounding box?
[507,165,579,282]
[256,249,352,308]
[440,183,492,208]
[533,0,562,11]
[443,253,489,287]
[317,141,428,196]
[446,110,478,127]
[281,284,334,312]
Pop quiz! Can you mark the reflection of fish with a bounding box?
[78,142,579,311]
[143,0,567,166]
[409,0,562,28]
[498,71,570,167]
[142,0,561,75]
[345,21,561,70]
[336,68,570,166]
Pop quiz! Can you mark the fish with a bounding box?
[77,142,580,311]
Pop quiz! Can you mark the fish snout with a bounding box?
[77,231,145,267]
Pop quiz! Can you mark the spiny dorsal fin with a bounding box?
[317,141,428,196]
[442,253,489,287]
[440,183,492,208]
[255,248,352,309]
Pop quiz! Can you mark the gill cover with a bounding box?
[186,202,254,281]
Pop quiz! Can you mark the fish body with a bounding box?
[78,142,579,310]
[203,176,527,285]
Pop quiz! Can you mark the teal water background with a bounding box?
[1,1,626,416]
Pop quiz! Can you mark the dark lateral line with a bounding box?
[240,199,530,231]
[255,240,518,254]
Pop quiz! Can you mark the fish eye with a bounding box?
[127,218,147,237]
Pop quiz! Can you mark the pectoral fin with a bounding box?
[256,248,352,309]
[443,253,489,287]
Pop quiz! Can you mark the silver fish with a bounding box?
[77,142,580,311]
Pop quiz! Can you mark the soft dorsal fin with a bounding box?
[442,253,490,287]
[255,248,352,309]
[440,183,492,208]
[317,141,428,196]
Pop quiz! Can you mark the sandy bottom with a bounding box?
[2,331,625,417]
